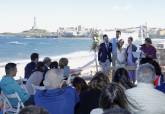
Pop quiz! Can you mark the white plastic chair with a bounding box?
[1,92,24,114]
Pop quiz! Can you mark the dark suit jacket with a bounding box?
[98,42,112,63]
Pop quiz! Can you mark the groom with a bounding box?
[98,34,112,76]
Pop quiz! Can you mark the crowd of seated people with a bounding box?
[0,47,165,114]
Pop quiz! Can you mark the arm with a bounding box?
[98,45,102,62]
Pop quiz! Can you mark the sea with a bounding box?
[0,36,92,66]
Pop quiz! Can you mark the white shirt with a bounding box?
[117,49,126,64]
[126,83,165,114]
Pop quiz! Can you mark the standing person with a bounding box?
[24,53,39,79]
[116,39,126,67]
[140,38,157,59]
[98,34,112,76]
[111,30,121,67]
[126,37,137,83]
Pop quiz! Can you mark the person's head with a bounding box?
[49,61,58,69]
[113,68,134,89]
[59,58,69,69]
[117,39,124,49]
[89,71,110,91]
[103,34,109,43]
[44,69,64,89]
[145,38,152,45]
[72,77,88,93]
[99,83,129,110]
[30,53,39,63]
[43,57,51,67]
[136,63,155,84]
[36,62,45,72]
[128,37,133,45]
[116,30,121,39]
[139,58,153,65]
[5,63,17,77]
[19,105,48,114]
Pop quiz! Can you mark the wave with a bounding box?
[8,41,26,45]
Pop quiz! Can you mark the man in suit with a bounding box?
[98,34,112,76]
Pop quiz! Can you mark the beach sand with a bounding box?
[0,51,98,80]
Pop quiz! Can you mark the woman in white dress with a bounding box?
[116,39,126,67]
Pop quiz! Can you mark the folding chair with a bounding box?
[1,92,24,114]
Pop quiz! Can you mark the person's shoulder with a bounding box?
[100,43,105,46]
[90,108,103,114]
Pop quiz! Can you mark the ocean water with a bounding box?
[0,36,92,64]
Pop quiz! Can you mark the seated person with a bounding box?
[43,57,51,75]
[26,62,45,95]
[35,69,79,114]
[113,67,135,90]
[49,61,58,69]
[151,60,165,93]
[59,58,70,79]
[126,63,165,114]
[24,53,39,79]
[19,105,48,114]
[76,72,110,114]
[0,63,34,106]
[72,77,88,95]
[91,83,131,114]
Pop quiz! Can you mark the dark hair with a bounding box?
[72,77,88,93]
[50,61,58,69]
[116,30,121,34]
[113,68,134,89]
[117,39,124,49]
[89,71,110,91]
[103,34,108,38]
[19,105,48,114]
[128,37,133,41]
[139,58,153,65]
[31,53,39,61]
[151,60,162,76]
[59,58,68,68]
[99,83,130,110]
[5,63,16,75]
[145,38,152,44]
[36,62,45,72]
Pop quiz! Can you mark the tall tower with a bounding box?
[32,17,37,29]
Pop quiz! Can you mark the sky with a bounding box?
[0,0,165,32]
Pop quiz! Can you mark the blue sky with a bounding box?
[0,0,165,32]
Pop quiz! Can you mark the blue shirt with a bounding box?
[24,62,36,79]
[63,66,70,78]
[111,38,117,55]
[35,86,79,114]
[0,75,30,106]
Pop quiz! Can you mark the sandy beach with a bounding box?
[0,51,97,80]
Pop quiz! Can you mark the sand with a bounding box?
[0,51,98,80]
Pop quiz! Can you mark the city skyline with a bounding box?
[0,0,165,32]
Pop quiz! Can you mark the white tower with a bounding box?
[32,17,37,29]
